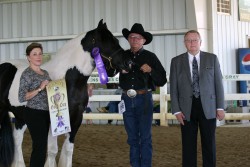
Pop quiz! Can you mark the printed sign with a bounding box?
[118,100,126,114]
[46,79,71,136]
[238,48,250,106]
[87,76,119,83]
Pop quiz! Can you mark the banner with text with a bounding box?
[47,79,71,136]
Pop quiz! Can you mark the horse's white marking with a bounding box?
[42,33,94,80]
[11,125,27,167]
[8,33,94,107]
[44,129,58,167]
[7,60,28,106]
[58,134,74,167]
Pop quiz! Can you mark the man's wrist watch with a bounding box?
[38,88,42,92]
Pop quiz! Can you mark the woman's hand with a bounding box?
[40,80,49,90]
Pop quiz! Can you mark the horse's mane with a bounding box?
[42,33,95,80]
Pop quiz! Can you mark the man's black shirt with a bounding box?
[119,48,167,91]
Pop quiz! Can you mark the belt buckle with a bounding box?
[127,89,137,98]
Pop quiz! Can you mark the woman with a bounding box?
[18,42,51,167]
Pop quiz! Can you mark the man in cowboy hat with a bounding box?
[119,23,167,167]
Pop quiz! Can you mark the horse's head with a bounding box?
[81,19,132,77]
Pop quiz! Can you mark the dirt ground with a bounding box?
[22,124,250,167]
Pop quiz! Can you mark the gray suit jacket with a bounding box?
[170,51,224,121]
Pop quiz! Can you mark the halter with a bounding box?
[101,48,123,69]
[91,37,123,70]
[100,54,114,69]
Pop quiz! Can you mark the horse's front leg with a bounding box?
[58,109,82,167]
[58,133,74,167]
[44,129,58,167]
[11,125,27,167]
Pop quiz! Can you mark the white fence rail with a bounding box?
[84,74,250,126]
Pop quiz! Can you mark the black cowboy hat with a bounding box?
[122,23,152,45]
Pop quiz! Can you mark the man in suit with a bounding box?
[170,30,225,167]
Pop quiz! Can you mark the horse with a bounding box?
[0,19,131,167]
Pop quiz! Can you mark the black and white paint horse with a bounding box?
[0,20,131,167]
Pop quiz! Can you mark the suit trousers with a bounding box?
[181,97,216,167]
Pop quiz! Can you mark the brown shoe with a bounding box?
[97,107,108,113]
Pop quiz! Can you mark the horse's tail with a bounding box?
[0,104,14,167]
[0,62,17,167]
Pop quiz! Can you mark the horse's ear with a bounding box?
[97,19,107,29]
[103,23,107,29]
[97,19,103,28]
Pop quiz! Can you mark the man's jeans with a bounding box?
[122,92,153,167]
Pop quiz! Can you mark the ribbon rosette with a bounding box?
[91,47,108,84]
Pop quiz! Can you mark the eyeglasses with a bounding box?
[128,35,144,40]
[184,39,200,43]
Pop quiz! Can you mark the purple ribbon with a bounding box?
[91,47,108,84]
[57,116,65,128]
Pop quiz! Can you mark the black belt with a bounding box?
[123,89,151,98]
